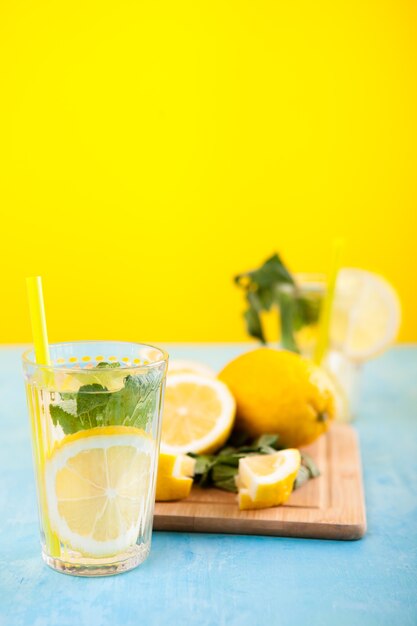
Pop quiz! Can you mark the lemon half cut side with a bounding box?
[161,374,236,454]
[168,360,216,378]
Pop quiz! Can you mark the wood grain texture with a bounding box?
[153,423,366,540]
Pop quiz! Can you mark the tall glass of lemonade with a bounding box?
[23,340,168,576]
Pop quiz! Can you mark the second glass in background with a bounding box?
[263,273,361,421]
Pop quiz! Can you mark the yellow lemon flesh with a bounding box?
[45,426,154,557]
[168,360,216,378]
[155,453,196,501]
[161,374,236,454]
[218,348,335,448]
[237,449,301,510]
[331,268,401,362]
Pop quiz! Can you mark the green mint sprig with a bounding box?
[234,252,322,352]
[189,433,320,493]
[49,362,161,435]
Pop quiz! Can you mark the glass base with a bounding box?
[42,542,150,577]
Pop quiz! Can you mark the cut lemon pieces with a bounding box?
[168,360,216,378]
[237,449,301,510]
[331,269,401,362]
[155,452,196,501]
[45,426,154,557]
[161,374,236,454]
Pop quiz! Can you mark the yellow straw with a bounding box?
[26,277,51,366]
[26,276,61,557]
[314,239,344,365]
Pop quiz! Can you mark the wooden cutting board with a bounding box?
[153,423,366,540]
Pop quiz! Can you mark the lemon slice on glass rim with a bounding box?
[45,426,154,557]
[331,269,401,362]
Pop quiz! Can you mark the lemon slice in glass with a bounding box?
[45,426,154,557]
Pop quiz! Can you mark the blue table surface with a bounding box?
[0,344,416,626]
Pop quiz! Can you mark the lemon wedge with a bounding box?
[45,426,154,557]
[161,374,235,454]
[237,449,301,510]
[155,452,196,501]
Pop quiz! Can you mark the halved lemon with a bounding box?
[168,360,216,378]
[155,452,196,501]
[45,426,154,557]
[331,269,401,362]
[160,374,236,454]
[237,449,300,510]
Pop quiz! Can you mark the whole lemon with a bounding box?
[218,348,335,448]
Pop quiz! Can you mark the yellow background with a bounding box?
[1,0,416,344]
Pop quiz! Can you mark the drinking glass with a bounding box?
[291,272,326,358]
[22,341,168,576]
[276,273,359,421]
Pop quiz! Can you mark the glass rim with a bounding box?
[22,340,169,373]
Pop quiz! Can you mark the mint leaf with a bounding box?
[95,361,121,369]
[211,462,239,492]
[300,451,320,478]
[75,383,111,429]
[192,454,214,475]
[235,252,304,351]
[294,465,311,490]
[252,434,279,449]
[104,377,138,426]
[188,453,216,487]
[244,293,266,343]
[49,368,163,434]
[104,373,160,429]
[277,287,300,353]
[76,383,109,415]
[213,478,239,492]
[50,405,81,435]
[212,463,238,483]
[235,253,294,291]
[192,433,320,494]
[294,295,321,329]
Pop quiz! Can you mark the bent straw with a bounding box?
[26,276,61,557]
[314,239,344,366]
